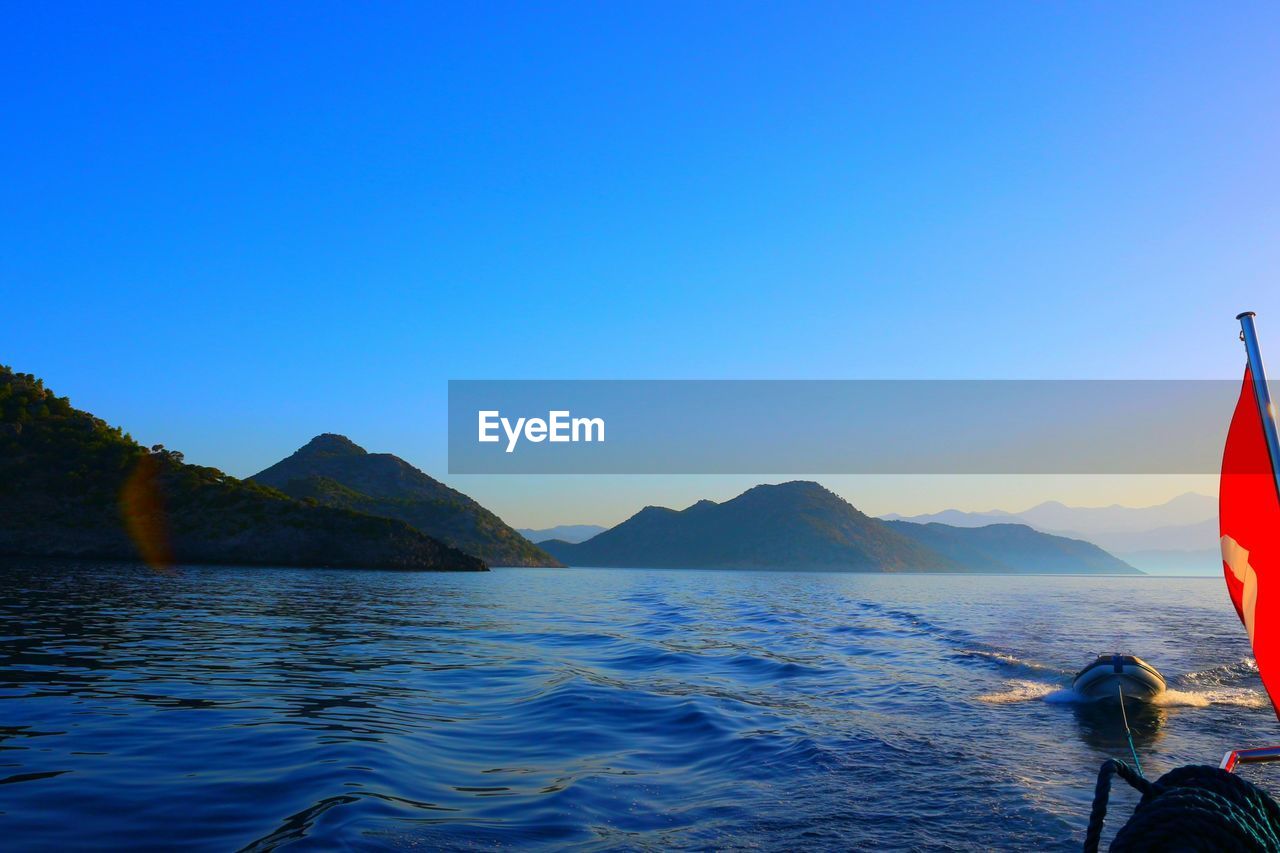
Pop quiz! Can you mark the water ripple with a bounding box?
[0,561,1266,850]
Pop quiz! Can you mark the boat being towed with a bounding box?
[1072,653,1166,703]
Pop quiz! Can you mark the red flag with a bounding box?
[1221,366,1280,718]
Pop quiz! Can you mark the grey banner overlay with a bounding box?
[448,380,1255,474]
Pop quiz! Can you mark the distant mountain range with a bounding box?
[0,367,484,571]
[883,492,1215,534]
[1,361,1203,577]
[251,435,560,567]
[518,524,608,544]
[884,492,1219,575]
[541,481,1137,574]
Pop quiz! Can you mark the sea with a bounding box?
[0,561,1268,851]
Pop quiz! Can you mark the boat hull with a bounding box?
[1072,654,1166,702]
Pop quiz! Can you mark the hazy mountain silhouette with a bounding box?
[542,481,1136,573]
[884,493,1214,535]
[518,524,607,544]
[883,521,1136,574]
[884,493,1218,572]
[250,435,560,567]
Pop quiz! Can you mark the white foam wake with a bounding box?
[977,680,1267,708]
[977,680,1075,704]
[1154,687,1267,709]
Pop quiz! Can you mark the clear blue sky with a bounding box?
[3,2,1276,526]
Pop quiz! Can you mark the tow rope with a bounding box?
[1116,684,1144,779]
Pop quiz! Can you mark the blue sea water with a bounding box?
[0,561,1268,851]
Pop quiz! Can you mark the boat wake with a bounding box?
[976,680,1073,704]
[975,654,1267,709]
[848,601,1268,710]
[977,678,1265,708]
[1177,657,1259,688]
[1153,687,1267,709]
[958,649,1069,678]
[1160,657,1267,707]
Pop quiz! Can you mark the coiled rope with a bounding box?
[1084,759,1280,851]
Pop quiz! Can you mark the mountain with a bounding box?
[542,482,960,571]
[880,508,1016,527]
[884,493,1215,535]
[883,521,1136,575]
[0,367,485,571]
[541,481,1138,574]
[518,524,608,544]
[250,435,560,567]
[1059,518,1219,554]
[884,493,1218,573]
[1011,493,1216,533]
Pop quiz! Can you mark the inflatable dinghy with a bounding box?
[1072,654,1166,702]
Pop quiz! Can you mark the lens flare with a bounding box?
[119,453,173,571]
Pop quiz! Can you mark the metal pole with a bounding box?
[1222,745,1280,773]
[1238,311,1280,497]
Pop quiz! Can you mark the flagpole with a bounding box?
[1238,311,1280,496]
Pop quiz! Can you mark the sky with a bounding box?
[3,2,1276,527]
